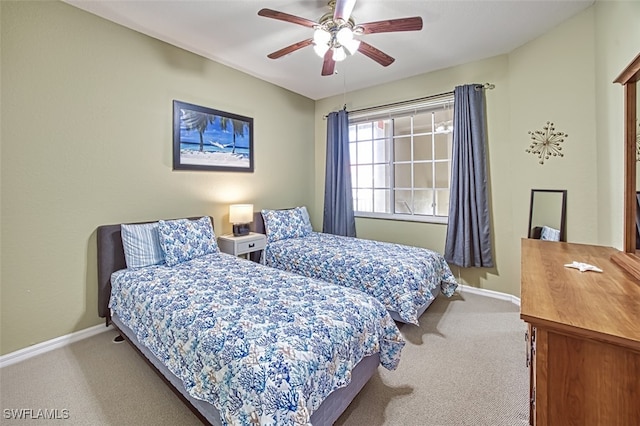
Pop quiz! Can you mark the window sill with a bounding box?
[354,212,448,225]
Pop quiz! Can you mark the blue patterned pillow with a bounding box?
[298,206,313,234]
[121,222,165,269]
[157,217,219,266]
[261,207,312,243]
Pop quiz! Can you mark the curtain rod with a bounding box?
[324,83,495,118]
[347,91,453,116]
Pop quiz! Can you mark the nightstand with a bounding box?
[217,232,266,262]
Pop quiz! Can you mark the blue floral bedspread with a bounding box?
[265,233,459,324]
[109,253,404,426]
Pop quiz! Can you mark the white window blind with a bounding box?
[349,93,454,223]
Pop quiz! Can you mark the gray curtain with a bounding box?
[445,84,493,267]
[323,110,356,236]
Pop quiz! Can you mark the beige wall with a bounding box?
[314,2,639,296]
[2,0,638,356]
[0,1,315,355]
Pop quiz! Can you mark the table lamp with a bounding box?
[229,204,253,236]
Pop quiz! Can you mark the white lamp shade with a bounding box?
[332,47,347,62]
[336,27,353,45]
[313,29,331,45]
[313,43,330,57]
[229,204,254,224]
[342,38,361,55]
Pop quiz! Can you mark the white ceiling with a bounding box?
[63,0,594,100]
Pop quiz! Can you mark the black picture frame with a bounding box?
[173,100,254,172]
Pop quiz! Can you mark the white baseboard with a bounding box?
[0,323,113,369]
[457,284,521,306]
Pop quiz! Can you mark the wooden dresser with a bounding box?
[520,239,640,426]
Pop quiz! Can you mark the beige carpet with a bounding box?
[0,290,529,426]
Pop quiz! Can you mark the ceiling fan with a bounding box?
[258,0,423,76]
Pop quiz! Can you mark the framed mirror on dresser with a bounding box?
[611,52,640,279]
[527,189,567,241]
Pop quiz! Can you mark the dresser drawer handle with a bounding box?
[249,243,255,248]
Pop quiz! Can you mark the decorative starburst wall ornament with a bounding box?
[525,121,568,165]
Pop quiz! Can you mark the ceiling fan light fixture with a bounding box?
[313,43,330,57]
[313,28,331,45]
[258,1,424,76]
[332,46,347,62]
[342,38,361,55]
[336,26,353,44]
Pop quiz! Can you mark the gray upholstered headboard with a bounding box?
[251,211,266,234]
[96,216,212,325]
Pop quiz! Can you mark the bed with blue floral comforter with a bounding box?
[109,252,404,426]
[264,233,458,324]
[259,208,458,325]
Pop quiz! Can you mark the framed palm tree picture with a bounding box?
[173,100,254,172]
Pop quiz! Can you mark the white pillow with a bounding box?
[540,225,561,241]
[121,222,165,269]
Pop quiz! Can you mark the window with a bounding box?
[349,95,454,223]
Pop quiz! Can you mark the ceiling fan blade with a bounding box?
[267,39,313,59]
[358,41,395,67]
[358,17,423,34]
[333,0,357,23]
[258,8,318,28]
[321,50,336,76]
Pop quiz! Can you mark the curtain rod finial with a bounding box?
[475,83,495,91]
